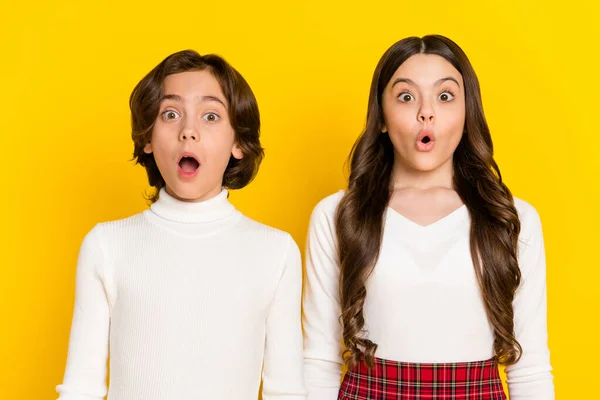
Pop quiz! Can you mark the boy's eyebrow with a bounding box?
[161,94,183,102]
[160,94,227,108]
[201,95,227,108]
[391,76,461,88]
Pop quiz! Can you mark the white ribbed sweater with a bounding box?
[57,188,307,400]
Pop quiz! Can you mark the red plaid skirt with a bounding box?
[338,357,506,400]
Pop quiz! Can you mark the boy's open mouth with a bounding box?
[179,156,200,172]
[177,153,200,176]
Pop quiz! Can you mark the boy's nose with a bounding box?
[180,132,197,141]
[179,126,199,142]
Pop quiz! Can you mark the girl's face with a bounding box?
[381,54,466,174]
[144,70,243,202]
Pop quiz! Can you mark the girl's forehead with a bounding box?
[389,54,463,87]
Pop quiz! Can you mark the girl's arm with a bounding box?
[302,194,345,400]
[56,226,110,400]
[262,234,308,400]
[505,201,554,399]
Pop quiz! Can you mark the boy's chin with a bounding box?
[164,182,222,203]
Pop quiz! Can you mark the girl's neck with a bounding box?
[391,155,454,191]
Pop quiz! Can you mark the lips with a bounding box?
[416,130,435,152]
[177,152,200,178]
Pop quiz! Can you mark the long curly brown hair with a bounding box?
[336,35,522,369]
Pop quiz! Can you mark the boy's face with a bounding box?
[144,70,243,202]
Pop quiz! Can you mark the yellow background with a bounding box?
[1,0,598,398]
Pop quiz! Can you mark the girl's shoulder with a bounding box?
[513,197,543,241]
[311,190,345,220]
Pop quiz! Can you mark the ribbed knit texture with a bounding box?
[57,188,307,400]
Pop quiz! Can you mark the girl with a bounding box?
[57,50,306,400]
[303,35,553,399]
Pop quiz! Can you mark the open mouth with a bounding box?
[178,154,200,175]
[416,131,435,151]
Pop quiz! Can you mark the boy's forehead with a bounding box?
[163,70,226,100]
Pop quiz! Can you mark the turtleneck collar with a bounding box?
[149,187,236,224]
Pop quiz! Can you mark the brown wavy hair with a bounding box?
[130,50,264,202]
[336,35,522,369]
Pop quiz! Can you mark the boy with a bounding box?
[57,50,306,400]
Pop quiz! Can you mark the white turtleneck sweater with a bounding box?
[303,191,554,400]
[57,188,307,400]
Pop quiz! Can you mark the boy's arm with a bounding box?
[262,235,308,400]
[56,226,110,400]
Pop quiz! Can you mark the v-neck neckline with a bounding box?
[386,204,469,231]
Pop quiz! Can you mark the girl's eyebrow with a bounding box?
[391,76,461,89]
[436,77,461,88]
[391,78,416,88]
[160,94,227,108]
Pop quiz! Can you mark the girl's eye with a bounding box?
[161,110,180,120]
[438,91,455,102]
[203,112,220,122]
[398,92,415,102]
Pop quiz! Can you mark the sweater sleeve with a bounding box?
[262,234,308,400]
[505,202,554,399]
[56,225,110,400]
[302,195,344,400]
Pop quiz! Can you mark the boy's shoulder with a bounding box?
[82,211,148,244]
[94,211,148,233]
[236,214,295,248]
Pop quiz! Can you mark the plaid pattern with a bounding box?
[338,357,506,400]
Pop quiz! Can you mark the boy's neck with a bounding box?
[149,187,237,224]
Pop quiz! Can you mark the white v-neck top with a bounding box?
[302,191,553,400]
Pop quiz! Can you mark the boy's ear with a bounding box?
[143,142,153,154]
[231,142,243,160]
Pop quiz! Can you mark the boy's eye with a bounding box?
[398,92,414,102]
[203,112,220,122]
[438,91,455,102]
[161,110,180,120]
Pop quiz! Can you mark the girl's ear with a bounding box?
[231,142,243,160]
[143,142,153,154]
